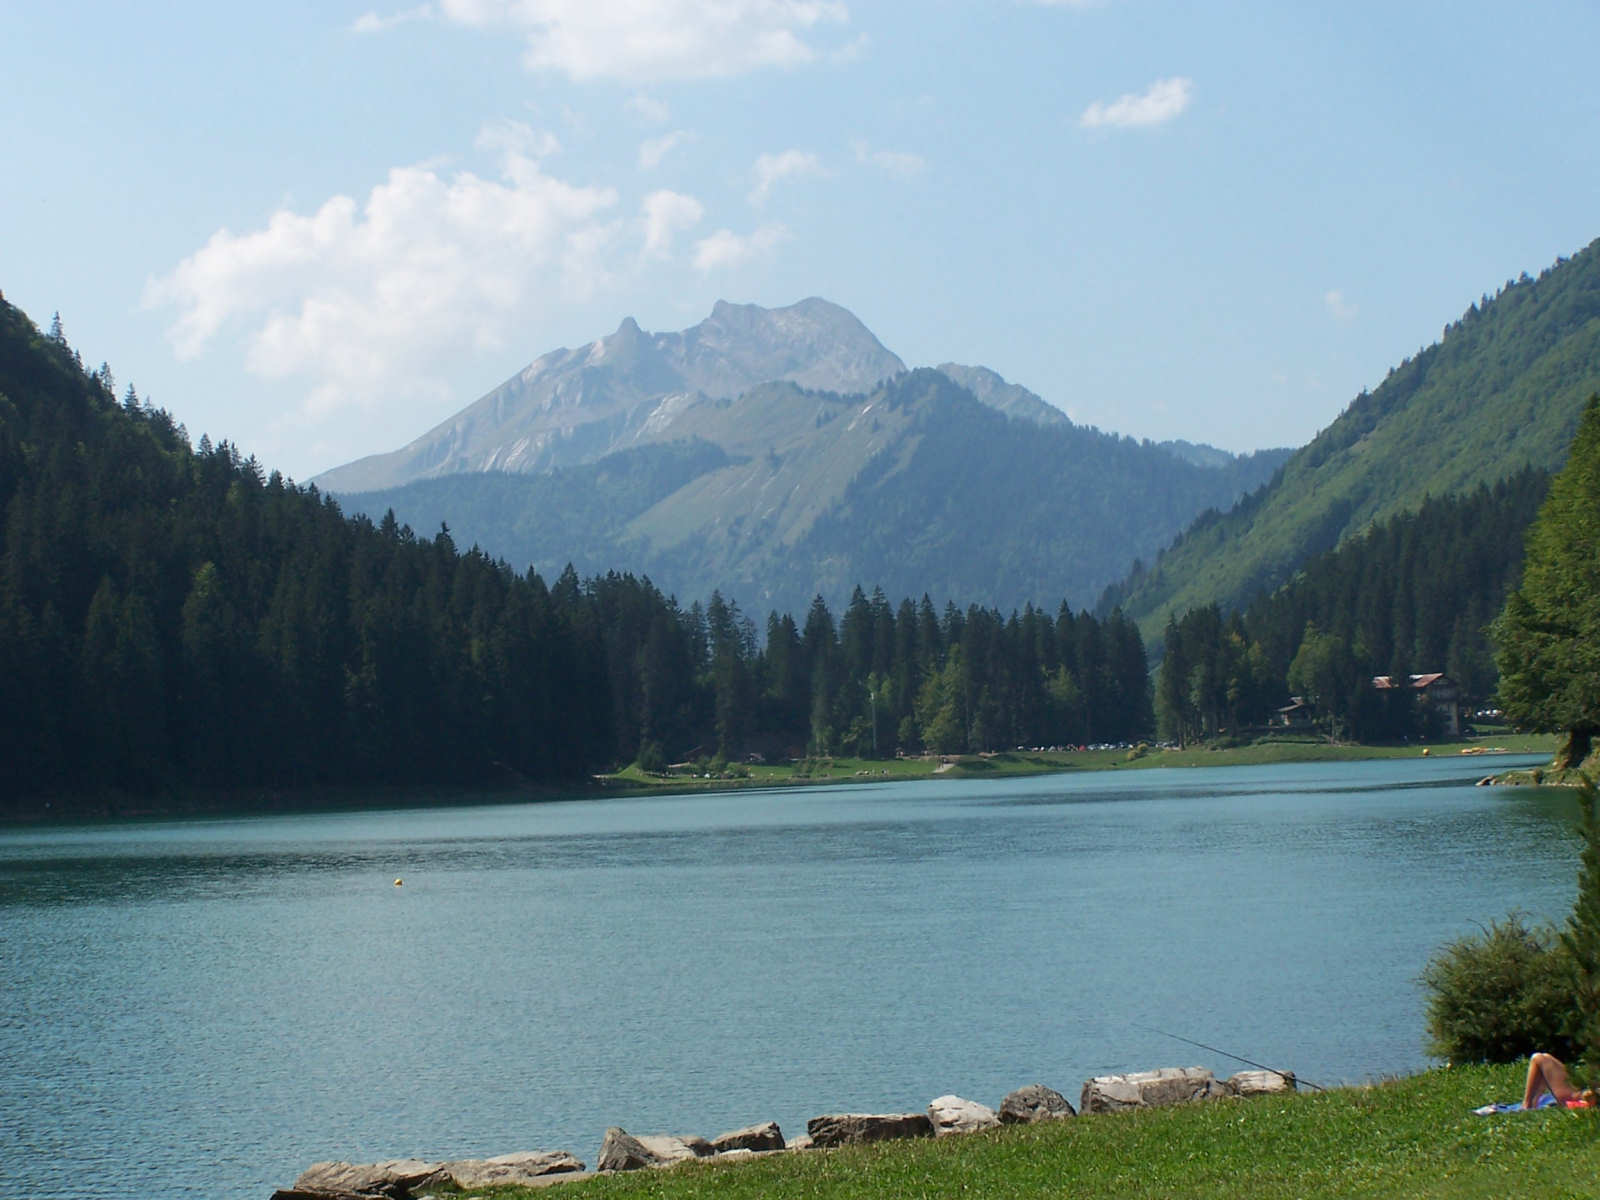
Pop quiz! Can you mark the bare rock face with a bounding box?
[1227,1069,1296,1096]
[429,1151,587,1188]
[805,1112,935,1147]
[927,1094,1000,1136]
[998,1083,1076,1124]
[293,1160,440,1195]
[712,1121,786,1152]
[1079,1067,1230,1114]
[595,1128,659,1172]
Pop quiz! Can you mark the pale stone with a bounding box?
[927,1094,1000,1136]
[430,1150,587,1187]
[294,1159,441,1195]
[1079,1066,1230,1114]
[635,1134,716,1163]
[998,1083,1076,1123]
[1227,1069,1296,1096]
[805,1112,934,1147]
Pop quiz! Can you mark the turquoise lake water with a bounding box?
[0,755,1573,1198]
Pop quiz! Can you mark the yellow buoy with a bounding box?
[393,878,404,886]
[1421,747,1430,757]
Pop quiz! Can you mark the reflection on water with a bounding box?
[0,755,1573,1200]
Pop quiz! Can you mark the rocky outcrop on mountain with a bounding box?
[934,363,1070,428]
[314,298,906,492]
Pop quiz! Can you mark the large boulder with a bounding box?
[428,1151,587,1188]
[998,1084,1076,1124]
[927,1094,1000,1136]
[806,1112,934,1147]
[292,1160,440,1196]
[595,1128,658,1172]
[1080,1067,1230,1114]
[712,1121,786,1153]
[1227,1069,1296,1096]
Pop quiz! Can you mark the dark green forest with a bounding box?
[1154,469,1551,744]
[0,298,1153,813]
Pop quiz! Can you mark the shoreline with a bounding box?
[1,734,1558,826]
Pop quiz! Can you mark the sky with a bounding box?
[5,1,1600,483]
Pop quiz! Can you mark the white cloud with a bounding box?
[693,224,789,272]
[749,149,826,205]
[474,119,561,167]
[1079,76,1193,129]
[144,122,620,422]
[851,139,926,176]
[627,93,671,124]
[639,129,691,170]
[1324,289,1358,321]
[434,0,851,82]
[351,4,435,33]
[641,190,705,257]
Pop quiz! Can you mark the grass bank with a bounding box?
[443,1064,1600,1200]
[599,733,1558,794]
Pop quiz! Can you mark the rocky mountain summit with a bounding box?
[314,298,907,493]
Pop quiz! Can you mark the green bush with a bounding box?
[1421,914,1579,1063]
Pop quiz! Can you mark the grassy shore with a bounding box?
[442,1064,1600,1200]
[598,732,1559,795]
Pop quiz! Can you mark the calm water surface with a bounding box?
[0,755,1574,1198]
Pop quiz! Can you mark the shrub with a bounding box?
[1421,914,1579,1063]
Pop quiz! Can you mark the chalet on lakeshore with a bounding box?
[1372,672,1463,736]
[1276,697,1313,728]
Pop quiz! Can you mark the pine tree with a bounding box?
[1493,396,1600,768]
[1563,780,1600,1062]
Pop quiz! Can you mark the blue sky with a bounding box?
[5,1,1599,482]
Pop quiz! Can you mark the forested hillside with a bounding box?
[1154,469,1550,743]
[0,298,1153,812]
[1106,238,1600,641]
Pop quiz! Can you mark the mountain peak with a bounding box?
[313,298,906,490]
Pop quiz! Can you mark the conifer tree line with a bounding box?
[0,300,1153,811]
[1155,468,1550,744]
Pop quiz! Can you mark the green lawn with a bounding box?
[445,1065,1600,1200]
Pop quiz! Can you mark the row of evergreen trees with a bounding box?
[1154,469,1550,743]
[0,301,1153,811]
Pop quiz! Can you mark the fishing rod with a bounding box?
[1133,1024,1325,1091]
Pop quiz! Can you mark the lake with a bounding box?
[0,755,1575,1199]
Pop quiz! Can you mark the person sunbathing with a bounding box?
[1523,1052,1598,1109]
